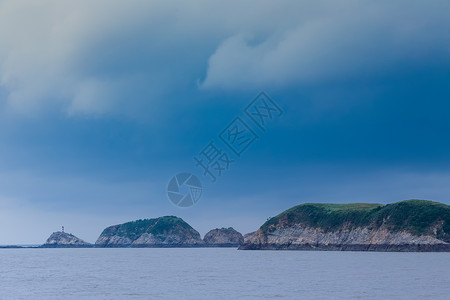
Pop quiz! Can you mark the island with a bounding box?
[95,216,205,247]
[37,199,450,251]
[42,231,93,248]
[203,227,244,247]
[239,200,450,251]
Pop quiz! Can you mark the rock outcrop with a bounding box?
[42,231,92,248]
[203,227,244,247]
[243,231,256,242]
[95,216,204,247]
[239,200,450,252]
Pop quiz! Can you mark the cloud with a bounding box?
[201,1,450,89]
[0,0,448,117]
[0,0,225,117]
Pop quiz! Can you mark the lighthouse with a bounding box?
[62,226,64,233]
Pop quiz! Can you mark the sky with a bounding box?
[0,0,449,244]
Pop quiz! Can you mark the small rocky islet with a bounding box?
[42,216,246,248]
[41,231,93,248]
[42,199,450,252]
[203,227,244,247]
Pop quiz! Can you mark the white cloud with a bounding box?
[0,0,448,116]
[0,0,220,116]
[201,1,450,89]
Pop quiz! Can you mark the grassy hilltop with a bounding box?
[261,200,450,242]
[96,216,204,247]
[99,216,198,240]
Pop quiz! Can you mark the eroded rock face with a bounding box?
[239,225,450,251]
[239,200,450,252]
[243,231,256,242]
[203,227,244,246]
[95,216,205,247]
[43,232,92,248]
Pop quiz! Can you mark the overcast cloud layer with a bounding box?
[1,1,448,116]
[0,1,449,244]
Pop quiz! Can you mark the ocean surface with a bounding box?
[1,248,449,299]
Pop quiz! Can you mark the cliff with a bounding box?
[243,231,256,241]
[203,227,244,247]
[239,200,450,251]
[42,231,92,248]
[95,216,204,247]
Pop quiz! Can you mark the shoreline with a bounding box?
[2,244,450,252]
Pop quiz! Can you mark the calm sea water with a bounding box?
[0,248,449,299]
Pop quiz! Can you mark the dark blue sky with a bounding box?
[0,0,449,243]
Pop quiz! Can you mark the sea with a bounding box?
[0,248,449,299]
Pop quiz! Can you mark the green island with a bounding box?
[261,200,450,239]
[241,200,450,251]
[39,200,450,251]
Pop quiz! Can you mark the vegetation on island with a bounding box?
[261,200,450,241]
[100,216,200,241]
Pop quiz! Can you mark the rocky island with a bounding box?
[95,216,205,247]
[42,231,92,248]
[37,199,450,251]
[203,227,244,247]
[239,200,450,251]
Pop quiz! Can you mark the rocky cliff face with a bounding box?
[240,200,450,251]
[243,231,256,242]
[95,216,204,247]
[203,227,244,246]
[42,232,92,248]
